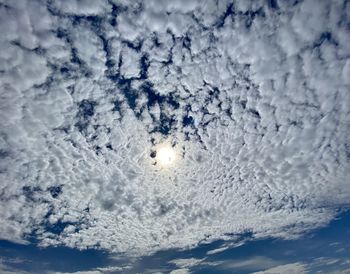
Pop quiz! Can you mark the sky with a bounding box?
[0,210,350,273]
[0,0,349,273]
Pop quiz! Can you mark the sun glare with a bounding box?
[157,146,176,166]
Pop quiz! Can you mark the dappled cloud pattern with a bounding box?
[0,0,349,256]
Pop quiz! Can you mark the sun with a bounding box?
[156,146,176,167]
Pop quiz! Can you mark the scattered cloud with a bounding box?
[0,262,29,274]
[169,269,190,274]
[252,262,307,274]
[50,271,102,274]
[169,257,206,268]
[168,255,282,273]
[216,256,281,271]
[206,246,229,255]
[206,241,244,255]
[0,0,349,260]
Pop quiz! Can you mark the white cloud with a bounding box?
[0,260,29,274]
[120,46,141,79]
[50,271,102,274]
[0,0,349,258]
[252,262,307,274]
[169,258,205,268]
[48,264,132,274]
[206,246,229,255]
[169,269,190,274]
[168,256,282,272]
[51,0,111,16]
[218,256,281,271]
[206,241,244,255]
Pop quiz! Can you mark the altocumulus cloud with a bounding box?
[0,0,349,257]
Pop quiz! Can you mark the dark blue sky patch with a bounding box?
[152,33,161,47]
[267,0,279,10]
[140,54,150,79]
[83,15,103,30]
[109,3,123,27]
[150,150,157,158]
[55,27,68,40]
[141,82,164,107]
[56,61,83,81]
[122,83,139,111]
[47,185,63,199]
[106,143,113,150]
[44,220,76,235]
[122,39,143,52]
[248,109,261,119]
[0,240,110,274]
[22,186,42,203]
[113,99,123,113]
[183,115,194,127]
[70,47,84,66]
[166,93,181,110]
[105,58,116,69]
[40,205,89,237]
[156,113,176,135]
[75,100,97,133]
[77,100,96,118]
[182,35,191,51]
[0,149,10,158]
[241,8,266,29]
[140,81,180,110]
[313,31,336,48]
[59,66,69,75]
[214,3,235,28]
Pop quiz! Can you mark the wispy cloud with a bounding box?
[252,262,307,274]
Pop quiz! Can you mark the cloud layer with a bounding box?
[0,0,349,256]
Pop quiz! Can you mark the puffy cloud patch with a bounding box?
[0,0,349,257]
